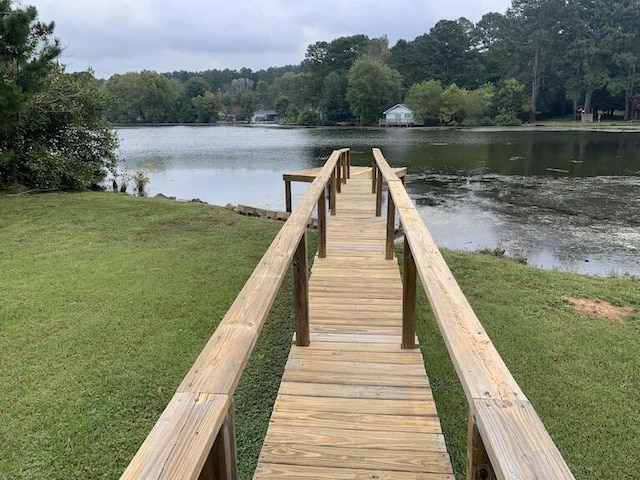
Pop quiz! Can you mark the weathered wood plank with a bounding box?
[274,394,436,416]
[255,463,454,480]
[263,424,448,452]
[278,382,430,400]
[258,444,452,474]
[269,409,441,434]
[289,347,425,365]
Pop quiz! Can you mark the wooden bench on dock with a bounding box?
[121,148,576,480]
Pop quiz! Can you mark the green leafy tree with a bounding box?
[0,2,117,189]
[274,95,291,119]
[505,0,566,121]
[321,71,350,123]
[177,75,210,122]
[191,91,222,123]
[465,84,495,123]
[236,90,257,121]
[406,80,443,124]
[105,71,178,123]
[427,18,486,88]
[439,83,468,124]
[346,56,403,125]
[494,77,526,124]
[297,107,322,126]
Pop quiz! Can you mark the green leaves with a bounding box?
[346,56,403,125]
[0,2,117,190]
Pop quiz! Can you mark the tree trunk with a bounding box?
[584,87,593,113]
[623,62,636,121]
[529,49,541,123]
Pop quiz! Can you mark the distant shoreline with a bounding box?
[112,122,640,133]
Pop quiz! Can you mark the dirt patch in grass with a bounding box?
[562,295,634,321]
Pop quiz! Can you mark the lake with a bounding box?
[116,125,640,277]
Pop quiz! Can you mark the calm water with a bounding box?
[117,126,640,276]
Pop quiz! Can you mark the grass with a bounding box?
[1,193,638,479]
[0,192,296,480]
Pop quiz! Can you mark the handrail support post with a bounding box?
[318,188,327,258]
[466,413,496,480]
[200,400,237,480]
[402,236,417,349]
[284,180,292,213]
[375,172,383,217]
[385,191,396,260]
[330,171,337,215]
[294,231,310,346]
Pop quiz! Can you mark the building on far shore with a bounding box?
[379,104,415,127]
[631,94,640,121]
[252,110,278,123]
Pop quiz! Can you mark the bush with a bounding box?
[297,108,322,126]
[495,113,523,126]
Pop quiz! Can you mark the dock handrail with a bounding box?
[121,149,349,479]
[372,148,575,480]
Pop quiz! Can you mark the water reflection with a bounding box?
[117,126,640,276]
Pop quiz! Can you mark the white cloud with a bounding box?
[27,0,512,78]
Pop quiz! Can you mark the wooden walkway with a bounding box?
[254,173,454,479]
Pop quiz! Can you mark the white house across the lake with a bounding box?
[380,104,414,127]
[252,109,278,123]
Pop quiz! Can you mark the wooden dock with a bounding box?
[122,148,576,480]
[254,175,454,478]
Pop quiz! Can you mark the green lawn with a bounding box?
[1,193,638,479]
[0,193,294,480]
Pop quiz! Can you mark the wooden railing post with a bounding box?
[385,190,395,260]
[200,401,237,480]
[346,150,351,178]
[371,160,377,194]
[402,236,416,349]
[341,152,348,184]
[318,187,327,258]
[294,231,310,346]
[336,160,342,193]
[375,172,383,217]
[467,414,496,480]
[284,180,292,213]
[330,170,337,216]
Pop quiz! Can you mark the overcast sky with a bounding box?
[27,0,512,79]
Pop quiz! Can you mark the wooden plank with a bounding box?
[289,348,425,365]
[278,382,430,400]
[269,409,441,434]
[255,463,454,480]
[263,424,448,452]
[301,332,405,344]
[258,444,452,474]
[282,369,430,388]
[274,394,436,416]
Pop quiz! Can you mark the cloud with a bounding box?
[28,0,512,78]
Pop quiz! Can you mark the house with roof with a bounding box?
[251,109,278,123]
[380,104,414,127]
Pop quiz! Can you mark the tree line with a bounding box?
[2,0,640,191]
[102,0,640,126]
